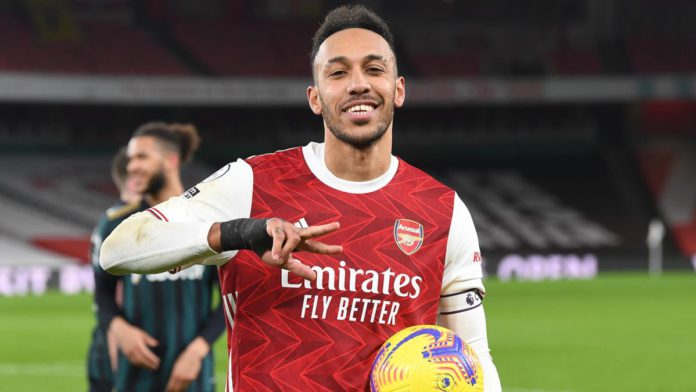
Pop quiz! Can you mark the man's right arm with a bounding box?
[100,214,229,275]
[100,160,342,279]
[100,160,253,275]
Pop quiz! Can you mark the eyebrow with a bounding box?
[326,54,388,65]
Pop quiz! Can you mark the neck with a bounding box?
[145,175,184,205]
[324,128,392,182]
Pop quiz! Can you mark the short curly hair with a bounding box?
[310,5,396,68]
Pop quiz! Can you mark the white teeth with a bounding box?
[348,104,374,113]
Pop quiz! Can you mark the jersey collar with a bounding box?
[302,142,399,194]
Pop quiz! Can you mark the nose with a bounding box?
[347,69,370,95]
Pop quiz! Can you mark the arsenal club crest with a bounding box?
[394,219,424,255]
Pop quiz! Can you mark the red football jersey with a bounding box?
[219,145,455,391]
[103,142,485,390]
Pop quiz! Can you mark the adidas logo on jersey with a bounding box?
[298,217,425,257]
[295,217,309,229]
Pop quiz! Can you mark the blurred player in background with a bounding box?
[100,5,501,391]
[87,145,136,391]
[111,145,141,205]
[87,123,225,392]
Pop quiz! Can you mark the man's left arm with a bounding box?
[438,193,501,391]
[439,293,500,392]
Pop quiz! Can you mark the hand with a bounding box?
[261,219,343,281]
[165,337,208,392]
[109,317,160,370]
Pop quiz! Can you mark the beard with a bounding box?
[321,95,393,149]
[144,168,166,196]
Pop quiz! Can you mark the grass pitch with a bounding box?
[0,272,693,391]
[485,272,696,391]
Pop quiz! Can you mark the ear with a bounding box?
[165,152,180,170]
[307,85,322,115]
[394,76,406,108]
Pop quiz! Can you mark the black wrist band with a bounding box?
[219,218,273,255]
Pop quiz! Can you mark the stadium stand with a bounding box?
[437,148,656,273]
[550,30,602,75]
[169,19,314,76]
[9,0,693,78]
[395,20,602,77]
[0,152,212,266]
[617,0,696,74]
[0,235,82,267]
[0,10,188,75]
[0,155,113,265]
[0,0,694,279]
[636,101,696,257]
[626,35,696,74]
[638,143,696,257]
[0,194,87,240]
[4,0,696,78]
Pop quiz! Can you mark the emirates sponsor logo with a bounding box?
[394,219,424,255]
[280,260,424,326]
[275,218,427,326]
[281,260,422,299]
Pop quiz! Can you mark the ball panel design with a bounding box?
[370,325,483,392]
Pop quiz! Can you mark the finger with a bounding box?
[177,379,192,392]
[285,256,317,281]
[280,226,300,260]
[145,335,159,347]
[139,346,161,370]
[130,350,156,370]
[166,378,184,392]
[270,222,286,261]
[297,240,343,255]
[299,222,340,239]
